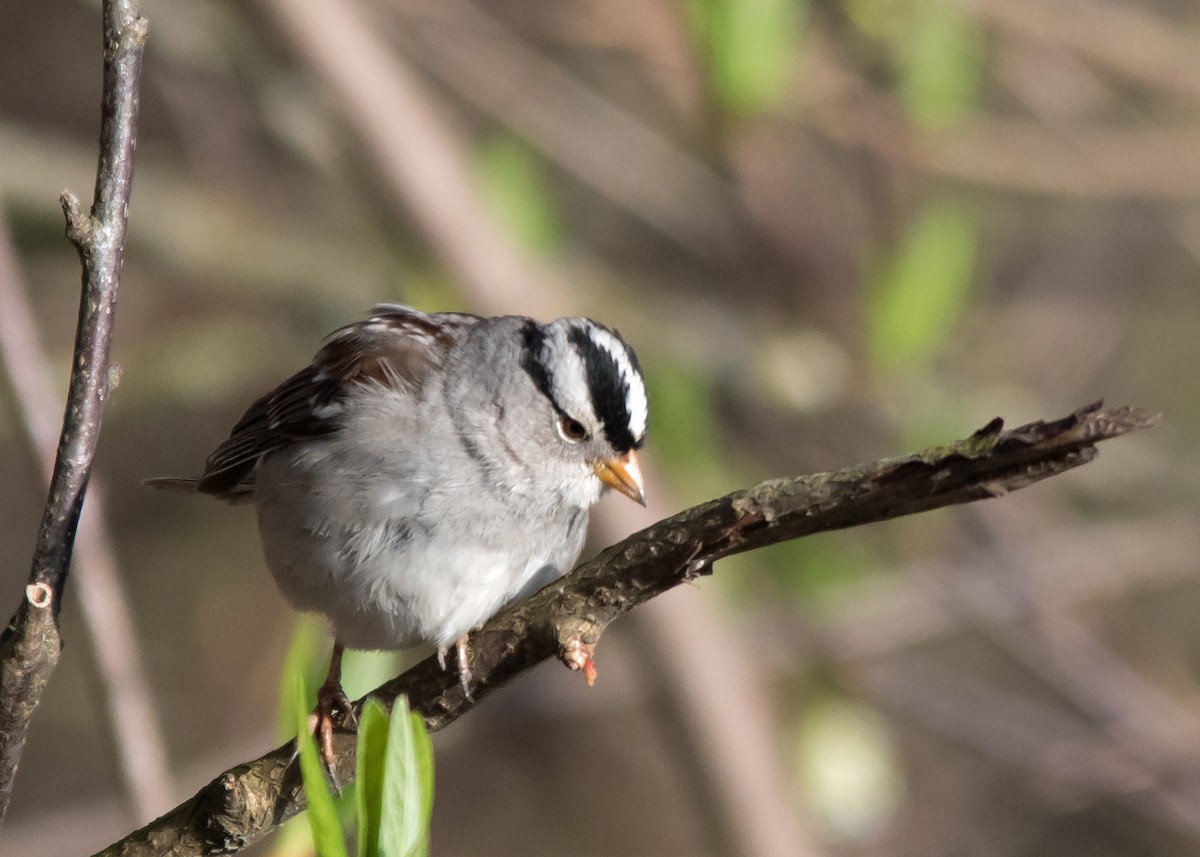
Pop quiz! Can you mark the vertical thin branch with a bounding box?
[0,0,147,823]
[0,210,174,821]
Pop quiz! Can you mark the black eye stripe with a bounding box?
[519,320,570,421]
[566,325,638,453]
[519,321,556,407]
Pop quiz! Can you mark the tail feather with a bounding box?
[142,477,201,492]
[143,476,255,504]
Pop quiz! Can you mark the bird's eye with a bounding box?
[556,415,588,443]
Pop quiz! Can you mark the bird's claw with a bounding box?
[438,635,475,700]
[455,633,474,700]
[559,638,598,686]
[314,679,354,788]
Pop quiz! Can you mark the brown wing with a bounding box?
[196,305,482,498]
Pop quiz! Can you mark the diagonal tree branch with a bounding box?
[94,402,1155,857]
[0,0,147,824]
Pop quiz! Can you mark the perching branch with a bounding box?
[0,0,146,824]
[94,402,1155,857]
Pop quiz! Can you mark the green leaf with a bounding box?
[866,199,978,374]
[759,533,873,598]
[410,709,435,837]
[899,0,982,131]
[293,670,350,857]
[641,362,728,503]
[476,134,562,252]
[690,0,806,114]
[377,695,435,857]
[342,649,403,701]
[279,616,326,739]
[266,815,322,857]
[356,700,391,857]
[843,0,908,44]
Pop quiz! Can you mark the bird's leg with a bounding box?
[455,633,473,699]
[434,635,474,699]
[314,640,353,774]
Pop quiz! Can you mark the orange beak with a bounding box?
[593,450,646,506]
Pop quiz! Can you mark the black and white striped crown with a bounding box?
[520,318,648,453]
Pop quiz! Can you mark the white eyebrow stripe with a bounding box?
[548,329,598,429]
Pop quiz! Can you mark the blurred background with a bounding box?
[1,0,1198,855]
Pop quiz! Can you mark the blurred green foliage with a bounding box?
[899,0,983,130]
[688,0,807,114]
[865,199,978,376]
[756,532,879,601]
[476,133,563,252]
[642,362,730,503]
[845,0,982,130]
[279,616,329,741]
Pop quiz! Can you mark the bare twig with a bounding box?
[0,209,173,821]
[92,402,1155,857]
[0,0,147,823]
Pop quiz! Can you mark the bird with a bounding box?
[152,304,648,763]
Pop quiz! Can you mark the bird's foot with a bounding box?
[455,633,473,699]
[436,634,475,699]
[312,678,355,790]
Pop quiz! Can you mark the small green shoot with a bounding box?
[380,696,435,857]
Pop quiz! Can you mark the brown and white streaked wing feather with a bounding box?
[197,305,482,497]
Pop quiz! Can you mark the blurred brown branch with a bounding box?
[959,0,1200,102]
[803,36,1200,199]
[0,0,147,824]
[848,504,1200,836]
[0,208,173,822]
[94,402,1154,857]
[258,0,565,317]
[387,0,743,262]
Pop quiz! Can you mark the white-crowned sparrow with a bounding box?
[157,304,647,758]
